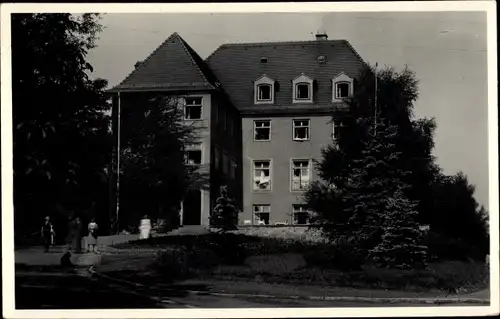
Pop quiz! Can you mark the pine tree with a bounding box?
[369,189,428,269]
[345,119,427,268]
[210,186,238,232]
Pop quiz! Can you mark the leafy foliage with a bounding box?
[12,13,111,241]
[119,94,208,229]
[307,63,486,264]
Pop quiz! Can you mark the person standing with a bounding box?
[87,218,99,253]
[41,216,55,253]
[139,215,151,240]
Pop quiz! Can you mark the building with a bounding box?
[109,32,366,227]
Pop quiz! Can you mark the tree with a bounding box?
[307,64,439,237]
[12,13,110,241]
[369,188,427,269]
[339,119,427,268]
[210,185,238,232]
[308,63,488,263]
[428,172,489,260]
[119,95,208,230]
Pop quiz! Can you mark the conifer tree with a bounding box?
[369,189,427,269]
[210,186,238,232]
[343,119,427,268]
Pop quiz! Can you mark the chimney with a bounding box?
[315,31,328,41]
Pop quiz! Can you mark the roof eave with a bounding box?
[107,83,216,93]
[238,104,349,117]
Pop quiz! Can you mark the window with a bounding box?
[335,82,350,99]
[292,74,314,103]
[293,120,310,140]
[257,84,272,101]
[292,205,310,225]
[254,120,271,141]
[332,73,354,102]
[253,205,271,225]
[214,146,221,169]
[185,144,202,165]
[332,120,345,140]
[184,97,202,120]
[254,75,275,104]
[291,160,310,191]
[295,83,311,100]
[253,160,271,191]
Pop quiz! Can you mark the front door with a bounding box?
[183,189,201,225]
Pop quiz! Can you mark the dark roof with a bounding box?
[206,39,367,111]
[109,33,217,92]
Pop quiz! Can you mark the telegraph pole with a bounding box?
[374,62,379,136]
[115,92,121,234]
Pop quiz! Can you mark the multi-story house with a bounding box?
[109,32,366,227]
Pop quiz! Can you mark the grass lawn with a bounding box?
[106,228,489,295]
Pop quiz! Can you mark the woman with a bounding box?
[41,216,55,253]
[87,218,99,253]
[139,214,151,240]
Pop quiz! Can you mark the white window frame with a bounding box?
[291,159,311,192]
[252,159,272,192]
[253,204,271,225]
[185,143,203,165]
[183,96,203,120]
[292,204,311,225]
[335,82,351,99]
[254,120,271,141]
[254,75,275,104]
[292,74,314,103]
[293,119,310,141]
[332,72,354,102]
[332,120,344,141]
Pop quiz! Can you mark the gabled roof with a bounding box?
[109,33,217,92]
[206,39,367,110]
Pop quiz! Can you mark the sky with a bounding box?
[86,11,489,209]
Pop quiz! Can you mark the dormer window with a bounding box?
[335,82,350,99]
[258,84,272,101]
[296,83,310,100]
[332,72,354,102]
[292,74,314,104]
[254,75,275,104]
